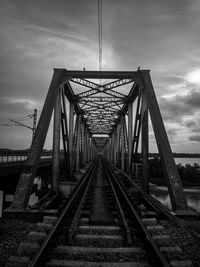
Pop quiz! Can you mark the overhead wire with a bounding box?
[98,0,102,84]
[9,115,31,120]
[0,110,38,131]
[98,0,103,124]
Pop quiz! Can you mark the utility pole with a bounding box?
[9,109,37,141]
[32,109,37,139]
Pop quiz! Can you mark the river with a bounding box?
[7,157,200,212]
[151,158,200,212]
[175,157,200,166]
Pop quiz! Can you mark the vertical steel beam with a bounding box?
[124,115,129,170]
[113,127,117,165]
[52,87,61,193]
[110,136,112,161]
[131,91,141,162]
[91,139,94,159]
[141,70,188,210]
[116,122,120,166]
[69,101,75,175]
[86,132,90,162]
[128,102,133,170]
[61,88,70,178]
[89,137,92,160]
[121,115,125,171]
[110,137,112,161]
[86,131,89,161]
[110,136,113,162]
[11,69,64,209]
[75,114,81,171]
[141,87,149,193]
[82,125,87,165]
[61,88,69,153]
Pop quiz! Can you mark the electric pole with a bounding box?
[9,109,37,141]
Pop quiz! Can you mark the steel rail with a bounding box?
[68,162,97,244]
[107,159,197,233]
[28,159,98,267]
[102,158,169,267]
[102,159,132,245]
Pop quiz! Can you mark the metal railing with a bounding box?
[0,151,52,164]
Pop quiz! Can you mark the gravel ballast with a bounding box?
[0,218,37,266]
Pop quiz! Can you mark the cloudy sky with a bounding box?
[0,0,200,152]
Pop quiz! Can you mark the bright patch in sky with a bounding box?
[185,69,200,85]
[9,98,37,109]
[1,0,200,151]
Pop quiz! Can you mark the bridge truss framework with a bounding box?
[11,69,188,211]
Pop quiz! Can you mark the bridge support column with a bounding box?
[82,125,87,165]
[89,137,92,160]
[61,87,70,179]
[116,122,120,166]
[141,87,149,193]
[52,87,61,193]
[111,128,116,165]
[69,102,75,176]
[121,115,125,171]
[75,114,81,171]
[110,136,112,162]
[142,70,188,210]
[86,133,90,162]
[91,139,95,159]
[131,91,141,172]
[110,137,113,162]
[10,69,65,209]
[128,102,133,170]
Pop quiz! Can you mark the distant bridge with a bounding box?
[0,150,52,165]
[1,150,199,166]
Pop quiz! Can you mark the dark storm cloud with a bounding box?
[159,89,200,122]
[184,120,196,128]
[0,0,200,150]
[186,90,200,107]
[189,135,200,143]
[0,97,39,118]
[104,0,200,71]
[183,119,200,136]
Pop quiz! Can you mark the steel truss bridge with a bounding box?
[10,69,188,211]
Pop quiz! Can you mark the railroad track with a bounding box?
[7,156,194,266]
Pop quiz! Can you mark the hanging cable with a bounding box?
[98,0,103,102]
[98,0,102,74]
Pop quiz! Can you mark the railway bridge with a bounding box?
[4,69,200,267]
[9,69,188,211]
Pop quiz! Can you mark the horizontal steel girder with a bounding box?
[73,78,131,99]
[60,69,144,135]
[63,70,141,79]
